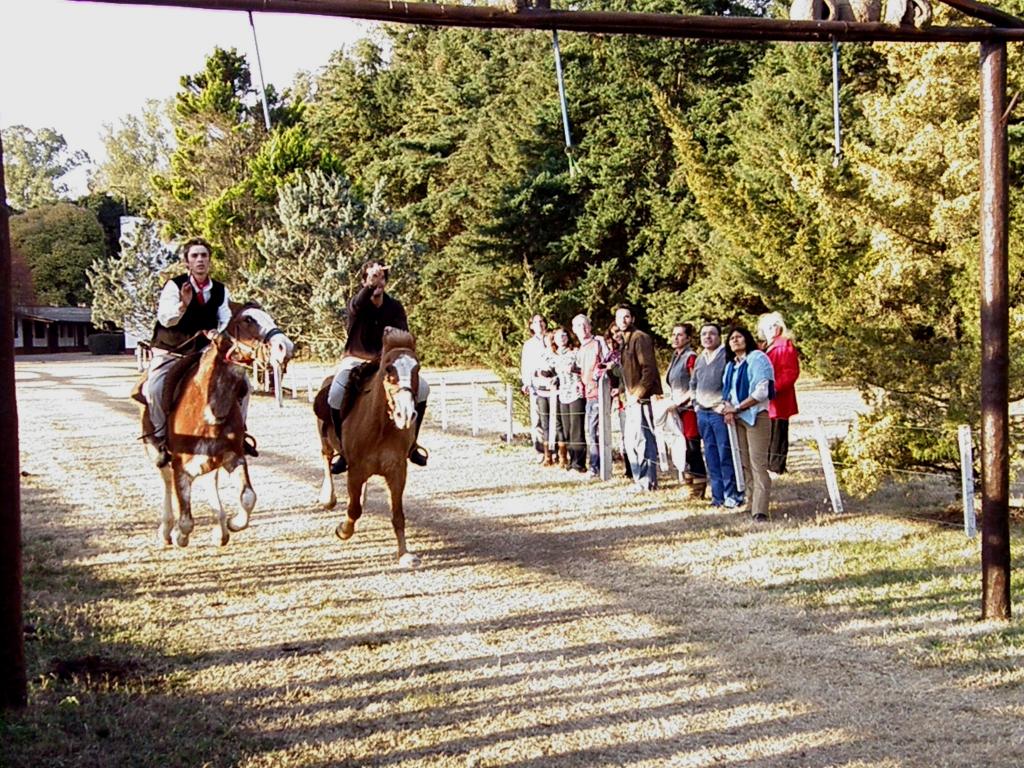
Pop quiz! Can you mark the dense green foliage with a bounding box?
[1,125,89,211]
[244,169,422,360]
[87,219,177,338]
[8,203,106,306]
[89,99,173,213]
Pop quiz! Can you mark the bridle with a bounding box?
[380,353,418,424]
[222,332,261,367]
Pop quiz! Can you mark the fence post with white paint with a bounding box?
[440,377,449,432]
[814,417,844,515]
[958,424,978,538]
[505,384,514,444]
[598,374,612,481]
[471,379,480,436]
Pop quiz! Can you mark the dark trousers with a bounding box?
[558,397,586,471]
[536,394,554,448]
[768,418,789,474]
[685,436,707,478]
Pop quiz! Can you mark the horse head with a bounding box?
[227,302,296,372]
[380,327,419,431]
[195,332,249,425]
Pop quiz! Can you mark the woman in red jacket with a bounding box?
[758,312,800,475]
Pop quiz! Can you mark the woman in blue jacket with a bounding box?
[719,326,775,522]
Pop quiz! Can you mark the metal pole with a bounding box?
[598,374,612,481]
[958,425,977,538]
[471,379,479,437]
[505,384,514,444]
[0,132,27,709]
[248,11,273,132]
[979,40,1011,620]
[831,38,842,165]
[551,30,575,176]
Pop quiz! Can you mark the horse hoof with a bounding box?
[158,525,172,547]
[318,494,337,510]
[227,513,250,533]
[178,518,195,537]
[335,521,355,540]
[172,529,190,548]
[214,528,230,547]
[398,552,421,569]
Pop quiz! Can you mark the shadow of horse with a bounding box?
[135,304,294,547]
[313,327,422,568]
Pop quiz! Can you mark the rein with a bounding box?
[222,332,261,366]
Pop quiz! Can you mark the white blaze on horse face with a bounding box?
[244,307,295,367]
[391,354,419,430]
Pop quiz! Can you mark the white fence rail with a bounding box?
[244,364,981,530]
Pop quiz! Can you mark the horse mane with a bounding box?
[337,330,417,422]
[382,327,416,355]
[229,300,263,316]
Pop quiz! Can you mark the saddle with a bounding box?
[340,360,379,422]
[313,360,379,440]
[133,351,249,436]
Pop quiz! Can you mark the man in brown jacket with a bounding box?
[615,305,662,491]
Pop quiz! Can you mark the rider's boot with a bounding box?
[144,409,171,468]
[150,432,171,469]
[330,407,347,474]
[408,401,429,467]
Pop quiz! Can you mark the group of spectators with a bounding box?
[520,307,800,522]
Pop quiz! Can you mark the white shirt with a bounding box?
[520,334,548,388]
[156,276,231,331]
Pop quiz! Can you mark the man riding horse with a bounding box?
[142,237,257,467]
[327,260,429,474]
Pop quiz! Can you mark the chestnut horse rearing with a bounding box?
[314,327,421,567]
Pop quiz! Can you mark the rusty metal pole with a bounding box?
[0,132,27,706]
[979,40,1011,620]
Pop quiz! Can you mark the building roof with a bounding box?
[15,306,93,324]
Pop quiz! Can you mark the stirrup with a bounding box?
[243,433,259,458]
[331,454,348,474]
[154,444,171,469]
[408,444,429,467]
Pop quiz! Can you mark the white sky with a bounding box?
[0,0,378,193]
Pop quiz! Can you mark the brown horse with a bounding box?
[314,327,421,567]
[137,303,294,547]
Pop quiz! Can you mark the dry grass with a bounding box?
[3,354,1024,767]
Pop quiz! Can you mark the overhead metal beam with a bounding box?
[940,0,1024,28]
[72,0,1024,43]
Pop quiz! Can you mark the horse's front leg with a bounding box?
[171,467,194,547]
[227,459,256,533]
[210,468,230,547]
[158,466,175,546]
[336,469,368,541]
[318,450,337,509]
[388,466,419,568]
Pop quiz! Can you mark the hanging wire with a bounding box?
[248,11,273,132]
[831,38,842,166]
[551,30,577,178]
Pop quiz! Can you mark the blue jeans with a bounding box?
[697,409,738,505]
[585,399,601,475]
[625,400,659,490]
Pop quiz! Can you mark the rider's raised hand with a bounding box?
[180,281,194,307]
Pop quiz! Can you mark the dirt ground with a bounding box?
[10,353,1023,767]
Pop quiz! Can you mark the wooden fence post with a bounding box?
[814,417,844,515]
